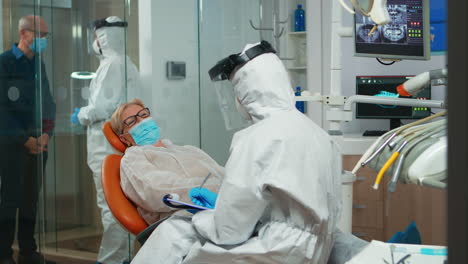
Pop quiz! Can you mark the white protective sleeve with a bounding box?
[78,60,125,126]
[191,134,278,245]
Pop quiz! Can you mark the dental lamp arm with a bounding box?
[369,0,390,25]
[343,95,445,112]
[397,68,448,96]
[338,0,390,25]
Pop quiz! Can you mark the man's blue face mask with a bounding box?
[129,118,160,146]
[29,38,47,53]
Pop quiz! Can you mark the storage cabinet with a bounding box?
[281,1,308,111]
[343,155,447,245]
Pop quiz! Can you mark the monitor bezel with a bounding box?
[353,0,431,61]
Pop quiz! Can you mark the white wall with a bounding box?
[139,0,200,146]
[139,0,261,164]
[199,0,261,164]
[307,0,446,134]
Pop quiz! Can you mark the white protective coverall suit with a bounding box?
[120,139,223,225]
[77,16,142,264]
[131,50,343,264]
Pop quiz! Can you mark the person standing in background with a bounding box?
[0,15,56,264]
[70,16,141,264]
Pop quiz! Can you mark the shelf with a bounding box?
[295,95,322,102]
[287,66,307,71]
[288,31,307,37]
[286,31,307,70]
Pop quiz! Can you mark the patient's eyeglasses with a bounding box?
[123,108,150,128]
[24,29,51,39]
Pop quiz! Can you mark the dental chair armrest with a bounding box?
[136,216,171,245]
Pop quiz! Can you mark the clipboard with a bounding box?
[162,194,210,211]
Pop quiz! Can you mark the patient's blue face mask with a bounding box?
[129,118,160,146]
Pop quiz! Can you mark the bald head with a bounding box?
[18,15,48,33]
[17,15,49,57]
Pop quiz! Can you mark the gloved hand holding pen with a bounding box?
[189,188,218,209]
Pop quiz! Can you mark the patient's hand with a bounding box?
[153,139,166,148]
[37,133,49,151]
[24,137,45,154]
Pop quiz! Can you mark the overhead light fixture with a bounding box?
[70,71,97,80]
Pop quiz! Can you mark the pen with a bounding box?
[199,172,212,189]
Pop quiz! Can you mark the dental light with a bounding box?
[397,68,448,96]
[339,0,391,25]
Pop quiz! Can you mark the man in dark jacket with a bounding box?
[0,15,55,264]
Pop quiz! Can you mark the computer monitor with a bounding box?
[354,0,430,60]
[356,76,431,131]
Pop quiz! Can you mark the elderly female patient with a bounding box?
[109,98,222,224]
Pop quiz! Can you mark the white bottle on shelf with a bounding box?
[297,37,307,67]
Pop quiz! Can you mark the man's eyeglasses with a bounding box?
[123,108,150,128]
[24,29,51,39]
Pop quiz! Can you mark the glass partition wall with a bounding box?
[198,0,273,164]
[1,0,138,263]
[0,0,271,262]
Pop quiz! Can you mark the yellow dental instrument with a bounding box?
[373,141,408,190]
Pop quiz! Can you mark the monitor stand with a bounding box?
[362,118,402,137]
[390,118,401,130]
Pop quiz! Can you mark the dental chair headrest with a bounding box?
[103,121,127,154]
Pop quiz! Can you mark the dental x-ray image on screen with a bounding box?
[382,5,408,43]
[354,0,430,60]
[356,5,408,44]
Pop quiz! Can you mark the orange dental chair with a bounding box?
[101,121,164,244]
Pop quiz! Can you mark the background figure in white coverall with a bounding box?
[70,16,141,264]
[131,41,343,264]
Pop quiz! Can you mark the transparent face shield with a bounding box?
[209,41,276,130]
[87,26,99,55]
[214,82,252,131]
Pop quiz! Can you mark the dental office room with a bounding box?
[0,0,465,264]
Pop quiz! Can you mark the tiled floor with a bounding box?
[42,248,97,264]
[49,235,101,254]
[13,227,101,264]
[12,225,140,263]
[12,247,97,264]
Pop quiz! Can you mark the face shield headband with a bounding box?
[91,18,128,31]
[208,40,276,82]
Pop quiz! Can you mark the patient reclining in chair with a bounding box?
[109,98,222,224]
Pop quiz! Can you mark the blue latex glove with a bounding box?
[70,108,80,124]
[189,187,218,209]
[387,221,421,244]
